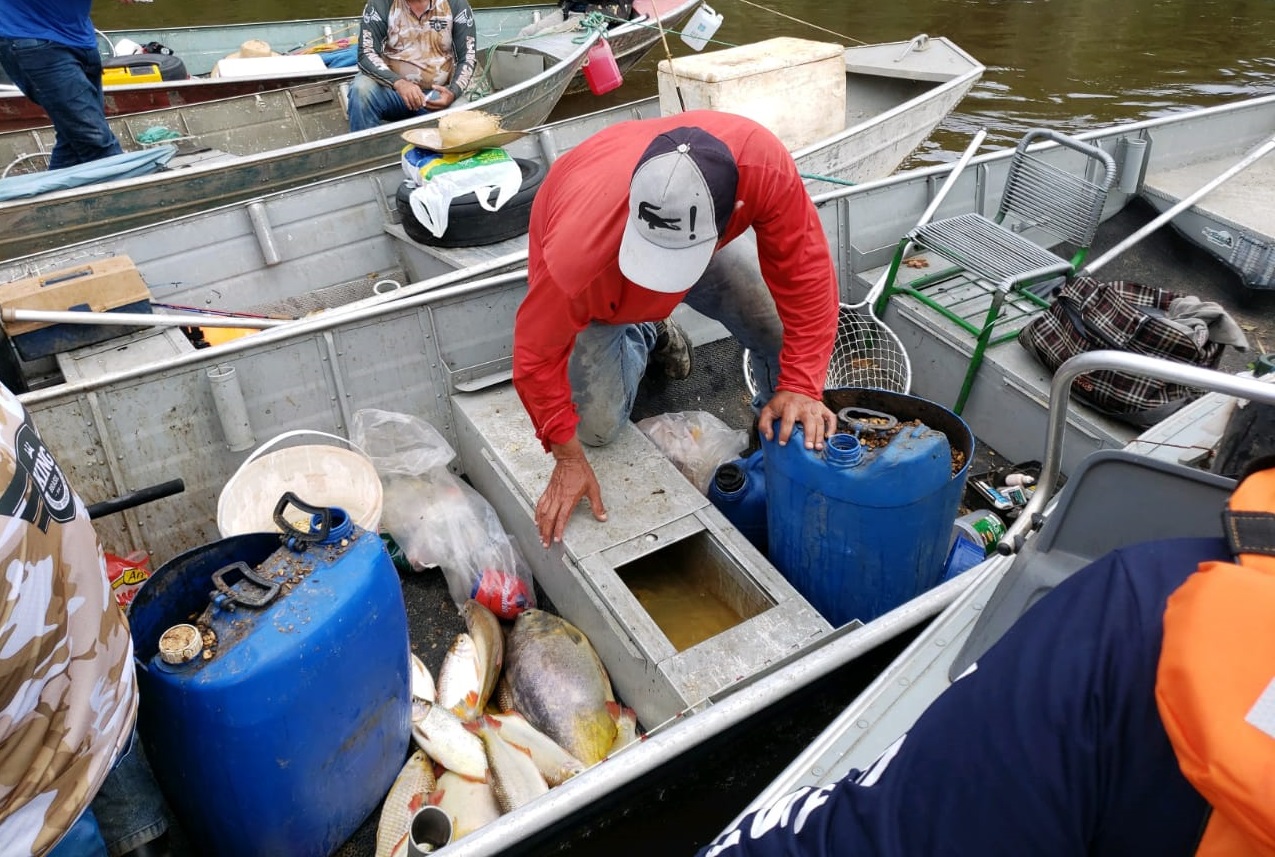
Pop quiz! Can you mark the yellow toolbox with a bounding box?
[102,63,164,86]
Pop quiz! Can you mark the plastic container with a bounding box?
[217,429,383,537]
[128,496,411,857]
[707,449,768,553]
[680,3,724,51]
[583,39,623,95]
[763,388,973,626]
[941,533,987,582]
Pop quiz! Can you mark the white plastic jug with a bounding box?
[680,4,723,51]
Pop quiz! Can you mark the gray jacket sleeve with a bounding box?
[446,0,478,96]
[356,0,399,86]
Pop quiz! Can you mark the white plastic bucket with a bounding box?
[217,429,383,537]
[680,4,723,51]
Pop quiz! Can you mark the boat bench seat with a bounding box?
[449,382,833,729]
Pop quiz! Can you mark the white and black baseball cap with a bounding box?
[618,126,739,293]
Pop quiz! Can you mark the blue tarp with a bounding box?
[0,145,177,202]
[319,45,358,68]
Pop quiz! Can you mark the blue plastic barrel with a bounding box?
[763,388,973,626]
[707,449,768,553]
[128,503,411,857]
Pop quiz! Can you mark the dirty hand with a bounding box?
[758,390,838,450]
[536,437,608,547]
[393,78,428,111]
[424,86,456,110]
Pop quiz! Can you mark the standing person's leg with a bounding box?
[0,40,121,169]
[682,229,784,405]
[569,322,658,446]
[347,73,426,132]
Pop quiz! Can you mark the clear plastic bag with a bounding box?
[351,409,535,618]
[636,410,748,494]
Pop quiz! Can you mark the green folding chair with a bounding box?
[874,128,1118,413]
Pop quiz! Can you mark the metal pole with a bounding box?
[1083,133,1275,276]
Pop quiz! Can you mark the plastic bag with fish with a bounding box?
[351,408,535,618]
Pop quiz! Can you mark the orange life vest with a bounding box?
[1156,466,1275,856]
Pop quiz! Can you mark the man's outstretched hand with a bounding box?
[758,390,838,450]
[535,437,607,547]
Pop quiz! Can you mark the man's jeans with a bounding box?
[90,731,171,856]
[0,39,122,170]
[348,72,453,132]
[570,230,785,446]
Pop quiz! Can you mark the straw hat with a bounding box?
[400,110,526,153]
[223,39,280,60]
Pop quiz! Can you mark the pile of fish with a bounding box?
[376,601,640,855]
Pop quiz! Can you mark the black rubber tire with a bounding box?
[396,157,545,248]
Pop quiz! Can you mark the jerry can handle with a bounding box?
[210,561,280,608]
[837,406,899,435]
[273,491,331,545]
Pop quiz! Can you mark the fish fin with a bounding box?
[483,713,500,729]
[427,789,445,806]
[605,700,622,720]
[462,719,483,734]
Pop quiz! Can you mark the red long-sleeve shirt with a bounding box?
[513,111,838,451]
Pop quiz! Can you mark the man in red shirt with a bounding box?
[513,111,840,547]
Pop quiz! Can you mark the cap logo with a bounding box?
[638,201,698,238]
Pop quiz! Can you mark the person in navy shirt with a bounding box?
[0,0,138,170]
[699,536,1226,857]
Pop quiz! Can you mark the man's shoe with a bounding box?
[651,318,694,381]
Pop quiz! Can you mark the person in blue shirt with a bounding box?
[0,0,137,170]
[699,535,1229,857]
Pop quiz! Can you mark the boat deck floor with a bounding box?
[1143,147,1275,238]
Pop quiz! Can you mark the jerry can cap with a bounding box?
[158,623,203,665]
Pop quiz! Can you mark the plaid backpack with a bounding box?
[1017,276,1226,427]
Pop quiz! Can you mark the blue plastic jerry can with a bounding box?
[128,494,412,857]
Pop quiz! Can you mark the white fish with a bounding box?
[411,652,436,704]
[462,599,504,713]
[467,715,549,813]
[412,700,488,781]
[436,632,483,721]
[431,770,502,841]
[488,711,586,786]
[375,749,436,857]
[607,702,640,757]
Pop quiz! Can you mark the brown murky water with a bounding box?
[99,0,1275,162]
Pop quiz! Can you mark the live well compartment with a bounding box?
[128,504,411,857]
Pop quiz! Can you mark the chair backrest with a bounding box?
[995,129,1118,250]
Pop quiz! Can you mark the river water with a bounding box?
[96,0,1275,162]
[88,1,1274,854]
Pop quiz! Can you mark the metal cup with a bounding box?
[406,805,453,856]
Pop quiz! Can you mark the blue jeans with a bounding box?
[0,38,122,170]
[47,808,108,857]
[347,72,436,132]
[570,230,784,446]
[88,730,171,856]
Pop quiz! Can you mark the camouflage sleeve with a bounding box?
[356,0,399,86]
[447,0,478,96]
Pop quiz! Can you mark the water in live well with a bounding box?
[619,553,748,652]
